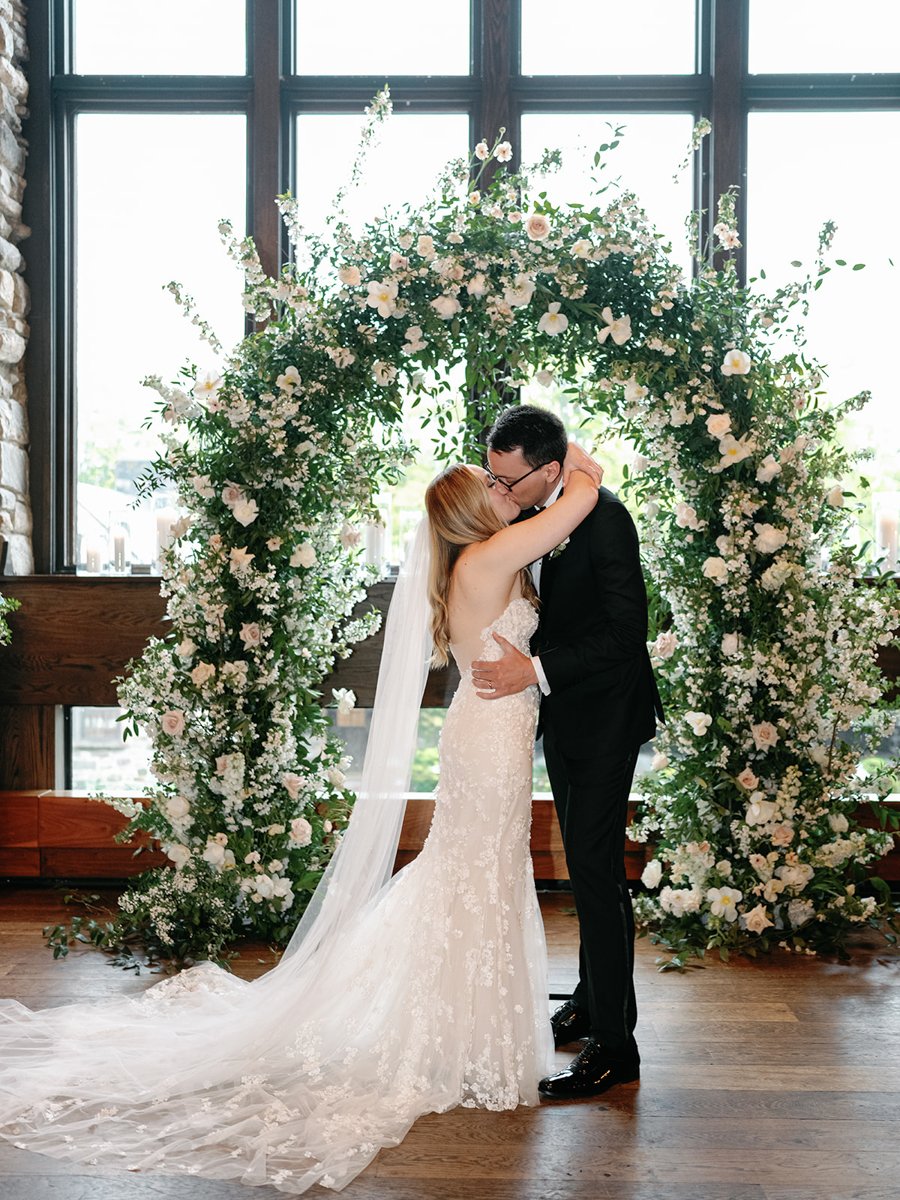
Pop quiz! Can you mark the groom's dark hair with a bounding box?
[486,405,567,470]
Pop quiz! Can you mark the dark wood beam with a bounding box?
[249,0,282,278]
[707,0,748,277]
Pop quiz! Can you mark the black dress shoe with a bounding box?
[538,1038,640,1100]
[550,999,591,1049]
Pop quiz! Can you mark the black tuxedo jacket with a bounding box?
[529,487,663,757]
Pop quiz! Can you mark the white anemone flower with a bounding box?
[595,306,632,346]
[720,349,752,376]
[538,302,569,335]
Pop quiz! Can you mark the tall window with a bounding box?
[24,2,900,786]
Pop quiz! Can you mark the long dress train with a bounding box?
[0,597,552,1192]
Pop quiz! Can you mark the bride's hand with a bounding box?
[563,442,604,489]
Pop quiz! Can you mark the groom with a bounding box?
[472,404,663,1100]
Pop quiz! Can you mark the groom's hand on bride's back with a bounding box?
[472,634,538,699]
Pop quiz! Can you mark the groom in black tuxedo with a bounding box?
[473,405,663,1100]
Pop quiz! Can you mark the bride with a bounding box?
[0,444,601,1193]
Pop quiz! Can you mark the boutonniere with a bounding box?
[549,536,570,559]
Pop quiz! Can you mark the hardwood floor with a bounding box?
[0,885,897,1200]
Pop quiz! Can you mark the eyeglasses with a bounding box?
[484,463,550,493]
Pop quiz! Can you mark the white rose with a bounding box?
[431,294,461,319]
[744,904,774,934]
[202,839,227,867]
[632,454,649,474]
[753,523,788,555]
[736,767,759,790]
[651,631,677,659]
[751,721,779,751]
[338,264,361,287]
[660,886,702,918]
[466,273,488,296]
[254,874,276,899]
[525,213,551,240]
[771,823,795,846]
[571,238,593,258]
[372,360,398,386]
[164,843,191,869]
[416,235,436,260]
[826,484,844,507]
[165,795,191,821]
[503,274,535,308]
[282,772,304,800]
[828,812,849,833]
[641,860,663,889]
[706,413,732,438]
[623,377,648,403]
[239,622,262,648]
[651,752,669,771]
[290,543,317,568]
[761,560,792,592]
[702,556,728,583]
[190,661,216,687]
[327,767,346,788]
[776,863,814,892]
[161,710,185,737]
[221,483,244,508]
[675,502,701,531]
[388,252,409,272]
[536,369,554,388]
[289,817,313,847]
[686,711,712,736]
[720,349,752,376]
[231,497,259,527]
[763,877,785,903]
[756,454,781,484]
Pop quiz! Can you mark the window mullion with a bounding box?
[707,0,748,280]
[250,0,283,278]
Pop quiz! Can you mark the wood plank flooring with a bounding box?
[0,885,897,1200]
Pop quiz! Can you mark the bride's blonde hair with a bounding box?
[425,464,536,667]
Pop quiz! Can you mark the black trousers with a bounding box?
[542,723,640,1054]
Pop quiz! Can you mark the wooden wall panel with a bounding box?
[0,705,57,789]
[0,577,169,706]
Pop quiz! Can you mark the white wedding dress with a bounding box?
[0,597,552,1193]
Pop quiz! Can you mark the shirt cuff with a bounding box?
[531,655,551,696]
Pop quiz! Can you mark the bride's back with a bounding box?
[446,550,523,671]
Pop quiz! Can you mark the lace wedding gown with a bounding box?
[0,597,552,1193]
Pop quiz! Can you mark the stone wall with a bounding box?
[0,0,30,574]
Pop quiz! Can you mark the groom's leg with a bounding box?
[544,726,640,1054]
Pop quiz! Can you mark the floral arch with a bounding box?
[95,98,897,966]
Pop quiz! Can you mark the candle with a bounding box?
[364,521,385,568]
[877,510,899,571]
[155,508,177,567]
[84,541,103,573]
[112,528,127,572]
